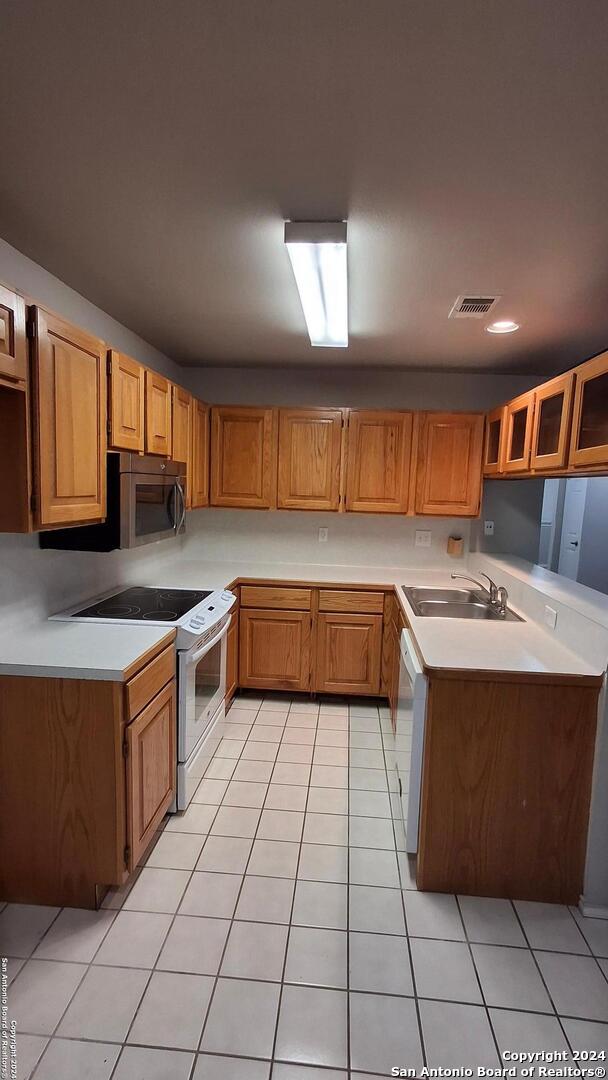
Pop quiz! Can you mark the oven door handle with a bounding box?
[186,619,230,665]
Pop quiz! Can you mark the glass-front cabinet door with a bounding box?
[530,372,574,471]
[502,391,535,474]
[483,405,505,475]
[569,352,608,468]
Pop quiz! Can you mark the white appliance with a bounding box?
[52,585,236,809]
[395,629,428,854]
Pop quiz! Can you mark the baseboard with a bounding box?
[578,896,608,919]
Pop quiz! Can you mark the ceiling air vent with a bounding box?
[449,295,501,319]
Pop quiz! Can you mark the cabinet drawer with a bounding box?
[125,645,175,720]
[240,585,312,610]
[318,589,385,614]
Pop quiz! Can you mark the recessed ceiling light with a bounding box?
[284,221,348,348]
[485,319,520,334]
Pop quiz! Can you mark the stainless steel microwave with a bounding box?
[39,452,186,552]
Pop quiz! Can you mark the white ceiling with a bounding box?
[2,0,608,373]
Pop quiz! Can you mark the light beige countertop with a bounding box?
[0,622,175,681]
[0,557,603,682]
[155,559,605,683]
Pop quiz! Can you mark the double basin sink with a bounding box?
[402,586,524,622]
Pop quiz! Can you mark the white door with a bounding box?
[538,478,561,569]
[558,478,588,580]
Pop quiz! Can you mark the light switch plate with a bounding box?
[484,520,495,536]
[544,605,558,630]
[415,530,432,548]
[318,528,328,543]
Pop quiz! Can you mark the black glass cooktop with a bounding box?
[72,586,212,622]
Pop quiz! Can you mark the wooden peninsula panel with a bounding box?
[417,675,599,904]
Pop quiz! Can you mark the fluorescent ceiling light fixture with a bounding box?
[486,319,520,334]
[284,220,348,347]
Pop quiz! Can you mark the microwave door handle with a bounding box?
[167,483,178,531]
[176,480,186,532]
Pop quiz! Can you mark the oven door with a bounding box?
[178,622,228,764]
[120,472,185,548]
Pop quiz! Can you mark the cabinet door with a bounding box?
[125,681,176,870]
[190,399,210,508]
[530,372,574,471]
[502,392,534,474]
[0,284,27,384]
[171,385,192,503]
[239,608,311,690]
[108,350,144,452]
[415,412,484,516]
[30,307,106,527]
[226,611,238,702]
[315,612,383,695]
[145,370,172,456]
[569,352,608,468]
[277,408,344,510]
[210,406,276,508]
[345,410,413,513]
[483,406,505,476]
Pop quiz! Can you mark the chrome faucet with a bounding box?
[451,572,509,615]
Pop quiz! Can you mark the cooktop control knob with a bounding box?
[221,591,232,601]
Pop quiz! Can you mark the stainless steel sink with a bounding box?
[402,585,524,622]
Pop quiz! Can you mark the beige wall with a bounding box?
[186,365,540,410]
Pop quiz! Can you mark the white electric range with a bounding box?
[53,585,236,808]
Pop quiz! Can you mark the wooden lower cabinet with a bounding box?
[0,636,176,908]
[233,582,391,697]
[315,612,383,695]
[417,675,600,904]
[125,681,176,871]
[239,608,311,691]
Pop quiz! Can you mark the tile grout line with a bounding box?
[193,694,274,1070]
[266,697,320,1077]
[103,739,234,1080]
[381,709,428,1072]
[453,893,504,1065]
[509,898,595,1060]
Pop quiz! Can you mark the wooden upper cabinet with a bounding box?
[277,407,344,511]
[145,370,172,456]
[345,410,413,513]
[30,307,106,527]
[0,284,27,385]
[210,405,277,508]
[171,384,192,501]
[569,352,608,468]
[483,406,506,476]
[190,399,210,508]
[530,372,574,472]
[108,350,144,452]
[502,391,534,474]
[415,412,484,516]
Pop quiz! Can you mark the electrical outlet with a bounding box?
[318,528,328,543]
[484,520,495,536]
[415,530,432,548]
[544,605,558,630]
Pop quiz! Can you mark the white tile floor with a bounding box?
[2,690,608,1079]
